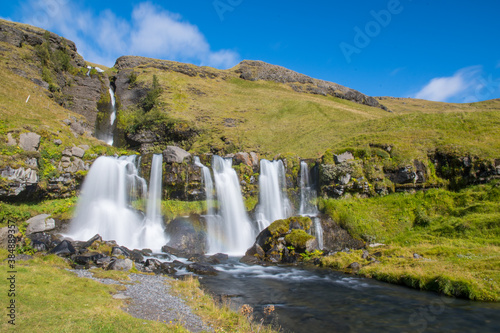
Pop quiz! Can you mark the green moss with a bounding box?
[268,219,290,236]
[284,229,314,249]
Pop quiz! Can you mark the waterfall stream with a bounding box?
[211,155,254,254]
[299,161,323,249]
[256,159,292,230]
[140,154,169,250]
[68,155,168,251]
[95,84,117,146]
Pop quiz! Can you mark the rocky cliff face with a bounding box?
[235,60,388,110]
[0,19,110,132]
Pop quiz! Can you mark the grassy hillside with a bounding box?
[320,181,500,300]
[116,60,500,163]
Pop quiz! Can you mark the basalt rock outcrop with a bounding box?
[235,60,388,111]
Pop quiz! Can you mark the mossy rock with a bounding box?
[268,219,290,237]
[284,229,315,250]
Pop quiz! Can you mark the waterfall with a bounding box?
[109,86,117,127]
[256,159,292,230]
[299,161,319,216]
[299,161,323,249]
[139,154,169,250]
[95,84,117,146]
[211,155,254,254]
[68,155,168,251]
[312,217,324,250]
[194,157,215,215]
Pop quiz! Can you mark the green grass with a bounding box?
[319,181,500,300]
[0,251,189,332]
[0,198,78,227]
[0,250,279,332]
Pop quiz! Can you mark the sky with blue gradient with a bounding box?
[2,0,500,103]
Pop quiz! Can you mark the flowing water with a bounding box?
[256,159,292,230]
[95,84,117,145]
[68,155,167,251]
[140,154,169,250]
[199,258,500,333]
[299,161,324,249]
[211,155,254,255]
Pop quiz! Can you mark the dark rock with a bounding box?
[80,234,102,249]
[74,252,105,265]
[187,263,218,276]
[144,258,162,270]
[159,262,177,275]
[171,260,187,269]
[209,253,229,263]
[240,255,261,265]
[49,240,76,257]
[128,249,144,263]
[111,246,130,258]
[188,254,208,263]
[245,244,266,258]
[164,216,206,256]
[235,60,386,110]
[96,256,112,268]
[320,214,365,252]
[140,248,153,256]
[108,258,133,271]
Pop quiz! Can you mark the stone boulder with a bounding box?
[334,151,354,164]
[25,214,56,235]
[49,240,76,257]
[320,214,365,251]
[243,216,316,264]
[163,146,191,164]
[187,263,218,276]
[71,146,85,158]
[163,216,206,256]
[108,258,133,271]
[234,152,252,166]
[19,132,41,151]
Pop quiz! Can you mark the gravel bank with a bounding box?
[69,269,212,332]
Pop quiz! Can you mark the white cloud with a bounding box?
[20,1,239,68]
[414,66,486,103]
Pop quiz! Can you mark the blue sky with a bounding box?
[2,0,500,103]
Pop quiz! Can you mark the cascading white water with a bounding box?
[194,157,215,215]
[256,159,292,230]
[194,157,222,253]
[211,155,254,254]
[109,86,117,127]
[140,154,169,250]
[299,161,319,216]
[312,217,324,250]
[299,161,323,249]
[68,155,168,251]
